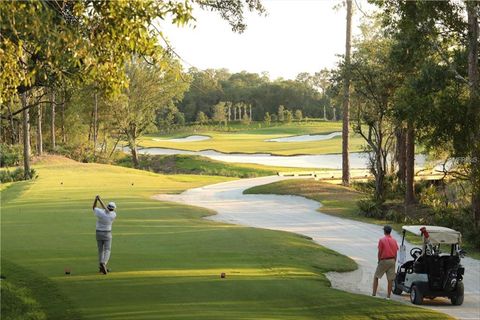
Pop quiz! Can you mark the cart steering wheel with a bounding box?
[410,247,423,259]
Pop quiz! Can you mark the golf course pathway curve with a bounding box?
[154,176,480,320]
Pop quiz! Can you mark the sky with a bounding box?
[159,0,376,80]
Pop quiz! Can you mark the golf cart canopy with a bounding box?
[402,225,462,244]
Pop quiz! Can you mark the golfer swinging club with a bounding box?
[92,195,117,274]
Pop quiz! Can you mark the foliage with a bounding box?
[195,111,209,124]
[284,109,293,123]
[277,105,285,121]
[371,0,480,227]
[0,0,266,103]
[294,109,303,121]
[122,154,278,178]
[108,58,189,166]
[0,167,37,183]
[241,112,251,125]
[344,19,401,201]
[190,70,331,122]
[212,101,227,125]
[264,112,271,126]
[357,198,386,219]
[0,143,22,167]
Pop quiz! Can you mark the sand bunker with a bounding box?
[154,176,480,320]
[266,132,342,142]
[138,147,429,170]
[152,135,210,142]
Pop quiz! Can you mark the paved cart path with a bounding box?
[154,176,480,320]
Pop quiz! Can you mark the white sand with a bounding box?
[154,176,480,320]
[266,132,342,142]
[139,148,430,170]
[152,135,211,142]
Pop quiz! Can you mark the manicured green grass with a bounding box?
[1,158,451,319]
[118,154,330,178]
[139,121,366,155]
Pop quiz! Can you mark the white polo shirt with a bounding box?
[94,208,117,231]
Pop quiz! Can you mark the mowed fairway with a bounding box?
[1,158,450,319]
[139,122,366,155]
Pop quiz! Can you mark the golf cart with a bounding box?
[393,225,465,305]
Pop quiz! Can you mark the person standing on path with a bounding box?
[92,195,117,275]
[372,225,399,299]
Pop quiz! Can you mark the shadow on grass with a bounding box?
[1,259,82,320]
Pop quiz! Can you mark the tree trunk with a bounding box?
[129,138,139,168]
[342,0,352,186]
[467,1,480,228]
[51,90,56,150]
[88,108,94,141]
[405,121,416,205]
[22,93,31,180]
[61,92,66,144]
[395,126,406,186]
[108,136,121,159]
[93,91,98,156]
[374,151,385,202]
[36,103,43,155]
[7,101,18,144]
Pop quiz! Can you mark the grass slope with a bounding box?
[244,179,366,221]
[1,159,450,319]
[118,154,329,178]
[139,122,366,155]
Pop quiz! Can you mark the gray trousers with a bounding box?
[96,230,112,265]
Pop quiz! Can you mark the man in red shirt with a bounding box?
[372,225,399,299]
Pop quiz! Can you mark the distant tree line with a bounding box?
[177,68,338,123]
[0,0,265,171]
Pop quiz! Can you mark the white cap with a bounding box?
[107,202,116,210]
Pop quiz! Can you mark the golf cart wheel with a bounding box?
[410,285,423,305]
[392,280,402,295]
[450,282,464,306]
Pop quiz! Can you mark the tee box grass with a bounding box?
[1,158,451,319]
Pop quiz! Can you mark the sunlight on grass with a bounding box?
[1,157,452,319]
[53,267,317,281]
[139,122,366,155]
